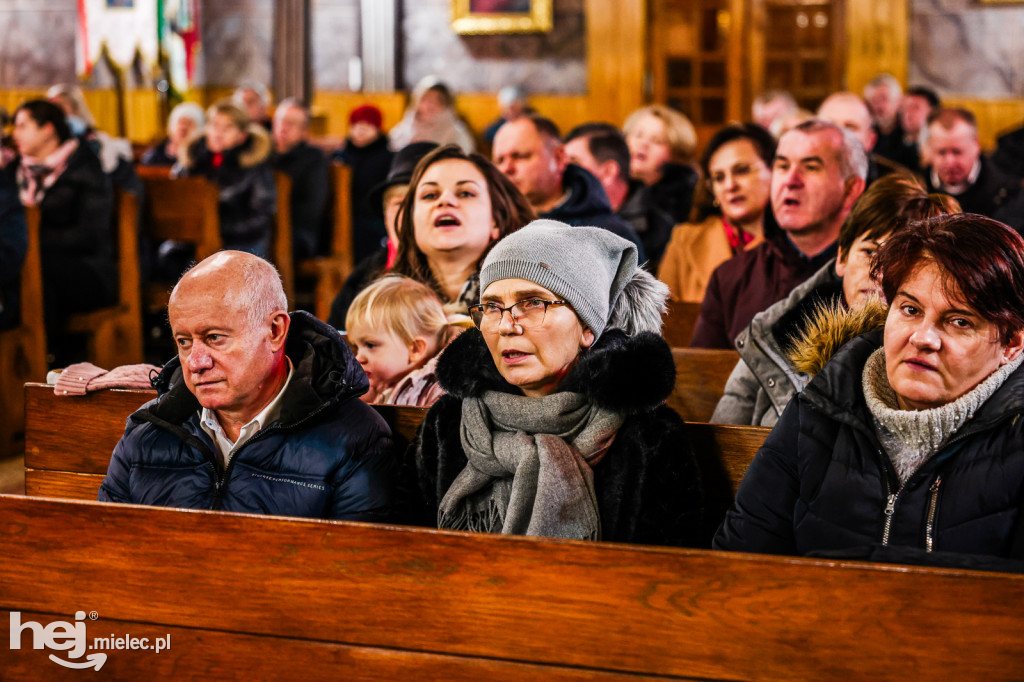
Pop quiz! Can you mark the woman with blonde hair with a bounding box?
[390,76,475,153]
[175,100,276,258]
[623,104,699,223]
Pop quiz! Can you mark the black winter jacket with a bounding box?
[98,312,397,521]
[178,128,277,255]
[401,327,707,547]
[543,164,646,263]
[5,142,116,300]
[271,141,329,261]
[648,161,698,225]
[0,171,26,330]
[715,331,1024,561]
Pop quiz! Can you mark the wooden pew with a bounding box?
[272,171,296,306]
[0,207,46,457]
[65,189,144,368]
[296,162,354,321]
[140,175,221,309]
[662,298,701,348]
[2,493,1023,678]
[22,383,767,505]
[669,347,740,422]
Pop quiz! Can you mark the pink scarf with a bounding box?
[17,138,79,207]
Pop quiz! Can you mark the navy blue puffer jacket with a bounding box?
[715,331,1024,560]
[98,312,396,521]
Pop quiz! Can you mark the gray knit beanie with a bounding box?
[479,219,638,339]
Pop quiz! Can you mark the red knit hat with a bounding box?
[349,104,382,129]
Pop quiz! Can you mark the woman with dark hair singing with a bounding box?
[716,214,1024,564]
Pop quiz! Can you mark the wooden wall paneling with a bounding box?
[82,89,122,138]
[727,0,747,124]
[123,89,163,144]
[845,0,907,95]
[942,97,1024,152]
[585,0,646,129]
[311,91,407,140]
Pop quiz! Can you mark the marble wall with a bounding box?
[199,0,274,88]
[0,0,77,87]
[401,0,586,94]
[312,0,361,91]
[910,0,1024,97]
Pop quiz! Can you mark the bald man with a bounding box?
[817,92,909,186]
[99,251,396,520]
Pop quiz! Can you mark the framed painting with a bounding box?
[451,0,553,35]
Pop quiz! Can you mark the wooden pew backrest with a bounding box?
[296,162,353,321]
[2,493,1023,679]
[663,299,701,348]
[0,206,46,456]
[22,383,765,504]
[272,170,295,305]
[669,347,739,422]
[65,188,144,367]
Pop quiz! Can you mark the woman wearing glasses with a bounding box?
[390,144,536,315]
[401,220,706,546]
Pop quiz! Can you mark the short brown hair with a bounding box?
[926,107,977,132]
[838,173,960,262]
[871,214,1024,344]
[392,145,537,297]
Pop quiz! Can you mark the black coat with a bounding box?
[271,141,330,261]
[925,156,1023,233]
[543,164,646,262]
[649,161,698,225]
[715,331,1024,563]
[14,142,117,301]
[179,130,276,255]
[401,327,708,547]
[0,171,26,330]
[336,135,393,263]
[98,312,397,520]
[618,180,676,272]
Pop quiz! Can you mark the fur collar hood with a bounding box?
[436,328,676,416]
[787,296,888,379]
[178,123,272,171]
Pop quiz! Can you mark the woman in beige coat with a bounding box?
[658,123,775,302]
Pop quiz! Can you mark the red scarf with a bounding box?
[722,218,756,252]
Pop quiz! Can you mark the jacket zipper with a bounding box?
[880,457,951,549]
[924,476,943,552]
[211,401,333,507]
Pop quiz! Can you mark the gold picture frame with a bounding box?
[451,0,553,35]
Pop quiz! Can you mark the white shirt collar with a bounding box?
[931,158,982,195]
[200,358,294,469]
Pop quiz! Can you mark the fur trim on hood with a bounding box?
[787,296,888,378]
[436,327,676,416]
[178,123,272,171]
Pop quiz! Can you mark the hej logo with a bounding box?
[10,611,106,670]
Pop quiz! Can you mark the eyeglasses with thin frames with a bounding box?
[468,298,570,331]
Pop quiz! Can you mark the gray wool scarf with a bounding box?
[862,348,1024,484]
[438,390,624,540]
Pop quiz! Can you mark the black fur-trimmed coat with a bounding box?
[400,328,708,547]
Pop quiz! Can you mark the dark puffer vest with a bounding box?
[98,312,396,521]
[715,331,1024,561]
[401,328,708,547]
